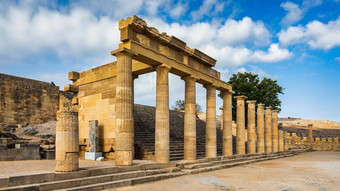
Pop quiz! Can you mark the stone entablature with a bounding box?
[116,15,231,91]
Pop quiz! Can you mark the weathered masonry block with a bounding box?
[0,73,60,124]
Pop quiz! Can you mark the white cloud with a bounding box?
[280,2,303,26]
[169,1,188,18]
[190,0,227,21]
[280,0,322,26]
[0,5,119,65]
[217,17,271,46]
[278,17,340,50]
[252,44,293,63]
[335,57,340,62]
[203,44,292,67]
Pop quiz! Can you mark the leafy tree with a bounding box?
[219,72,284,121]
[172,99,202,112]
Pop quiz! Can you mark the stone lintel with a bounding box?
[68,71,79,82]
[64,84,78,93]
[111,47,138,57]
[234,95,247,100]
[118,15,216,67]
[246,100,257,104]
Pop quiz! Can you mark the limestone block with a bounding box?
[85,152,102,160]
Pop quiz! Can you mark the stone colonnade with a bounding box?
[57,50,286,171]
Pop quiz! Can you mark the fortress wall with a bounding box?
[0,73,59,125]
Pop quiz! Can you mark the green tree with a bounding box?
[172,99,202,112]
[219,72,284,121]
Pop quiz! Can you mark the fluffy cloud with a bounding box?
[280,2,304,26]
[0,4,119,64]
[203,44,292,66]
[190,0,228,21]
[278,17,340,50]
[217,17,271,46]
[280,0,322,26]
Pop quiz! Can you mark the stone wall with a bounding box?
[0,143,40,161]
[0,73,60,125]
[73,63,117,158]
[287,133,340,151]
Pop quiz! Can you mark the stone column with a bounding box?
[222,90,233,156]
[246,100,256,154]
[204,84,217,158]
[235,95,247,155]
[278,129,284,152]
[257,104,265,153]
[308,124,313,149]
[113,49,135,166]
[183,76,197,161]
[284,131,289,151]
[56,95,79,172]
[272,110,279,153]
[155,64,171,163]
[265,107,272,153]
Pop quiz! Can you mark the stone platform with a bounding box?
[0,150,306,190]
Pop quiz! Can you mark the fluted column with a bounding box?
[265,107,272,153]
[222,90,233,156]
[183,76,197,161]
[235,95,247,155]
[257,104,265,153]
[278,129,284,152]
[272,109,279,153]
[308,124,313,149]
[56,95,79,172]
[284,131,289,151]
[155,64,171,163]
[204,84,217,158]
[113,49,135,166]
[247,100,256,154]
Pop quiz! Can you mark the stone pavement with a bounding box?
[110,151,340,191]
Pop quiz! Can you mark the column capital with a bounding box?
[246,100,257,104]
[272,109,279,113]
[266,106,272,110]
[257,103,265,107]
[234,95,247,100]
[203,83,217,89]
[155,64,171,72]
[111,47,137,57]
[181,75,199,82]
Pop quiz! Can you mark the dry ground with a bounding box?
[110,151,340,191]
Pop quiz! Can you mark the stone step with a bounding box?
[58,172,186,191]
[0,168,175,191]
[181,155,288,174]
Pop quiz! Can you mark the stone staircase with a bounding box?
[134,104,229,161]
[0,151,304,191]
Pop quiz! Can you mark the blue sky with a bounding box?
[0,0,339,122]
